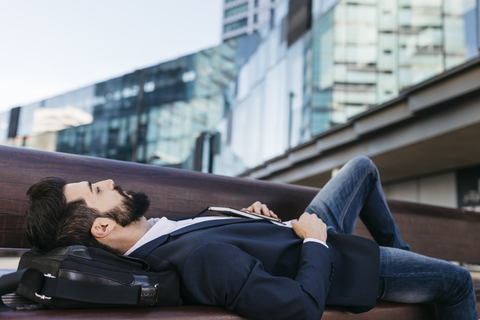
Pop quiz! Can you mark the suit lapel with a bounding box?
[171,214,218,221]
[130,234,170,259]
[170,218,263,236]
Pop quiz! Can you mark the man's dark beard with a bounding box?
[101,185,150,227]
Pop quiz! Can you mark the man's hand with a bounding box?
[243,201,279,220]
[291,212,327,242]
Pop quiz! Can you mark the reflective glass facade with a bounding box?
[207,0,479,176]
[224,18,249,33]
[18,86,95,138]
[309,0,478,134]
[225,3,249,18]
[0,111,9,144]
[212,0,292,176]
[56,41,237,166]
[222,0,281,41]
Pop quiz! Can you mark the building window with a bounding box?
[254,0,258,7]
[225,0,237,3]
[270,8,275,28]
[254,13,258,23]
[108,129,119,147]
[224,18,248,33]
[224,2,249,18]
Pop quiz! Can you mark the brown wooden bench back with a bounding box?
[355,201,480,264]
[1,145,479,264]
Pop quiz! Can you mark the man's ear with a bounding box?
[91,217,116,239]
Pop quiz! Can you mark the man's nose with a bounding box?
[97,179,115,190]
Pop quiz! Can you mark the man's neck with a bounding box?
[105,217,152,255]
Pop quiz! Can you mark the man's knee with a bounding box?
[347,156,373,171]
[447,266,475,304]
[458,267,474,294]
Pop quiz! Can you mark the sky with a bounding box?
[0,0,223,113]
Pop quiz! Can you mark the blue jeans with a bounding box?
[305,156,478,320]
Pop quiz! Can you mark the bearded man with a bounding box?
[25,156,478,320]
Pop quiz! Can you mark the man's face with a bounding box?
[65,179,126,213]
[64,179,150,226]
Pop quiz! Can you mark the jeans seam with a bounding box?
[381,272,462,277]
[338,160,373,232]
[380,272,470,305]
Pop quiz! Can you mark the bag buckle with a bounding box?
[154,283,160,302]
[34,273,55,300]
[35,293,51,300]
[138,284,159,307]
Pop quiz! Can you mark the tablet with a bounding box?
[208,206,282,223]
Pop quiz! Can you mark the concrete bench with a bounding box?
[0,145,478,319]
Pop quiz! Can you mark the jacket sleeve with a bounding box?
[182,242,334,320]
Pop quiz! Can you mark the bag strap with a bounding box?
[0,269,34,296]
[1,269,159,307]
[39,277,158,306]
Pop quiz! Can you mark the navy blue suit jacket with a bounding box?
[131,218,380,320]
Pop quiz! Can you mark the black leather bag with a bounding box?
[0,245,182,309]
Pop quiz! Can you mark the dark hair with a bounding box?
[25,177,118,254]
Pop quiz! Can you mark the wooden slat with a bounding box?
[4,296,480,319]
[0,301,436,320]
[354,201,480,264]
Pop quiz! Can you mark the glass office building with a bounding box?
[4,86,96,149]
[2,41,238,169]
[2,0,477,176]
[222,0,282,41]
[309,0,478,133]
[0,111,10,144]
[207,0,479,176]
[56,42,237,166]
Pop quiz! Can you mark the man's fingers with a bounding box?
[242,202,260,213]
[292,213,327,241]
[253,202,268,216]
[245,201,277,218]
[251,201,261,214]
[261,204,270,216]
[269,210,278,218]
[300,212,313,219]
[260,204,278,218]
[299,212,322,222]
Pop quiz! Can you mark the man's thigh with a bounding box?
[305,156,374,233]
[378,247,473,304]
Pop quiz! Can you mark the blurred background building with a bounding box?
[2,0,480,212]
[222,0,281,41]
[1,43,239,169]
